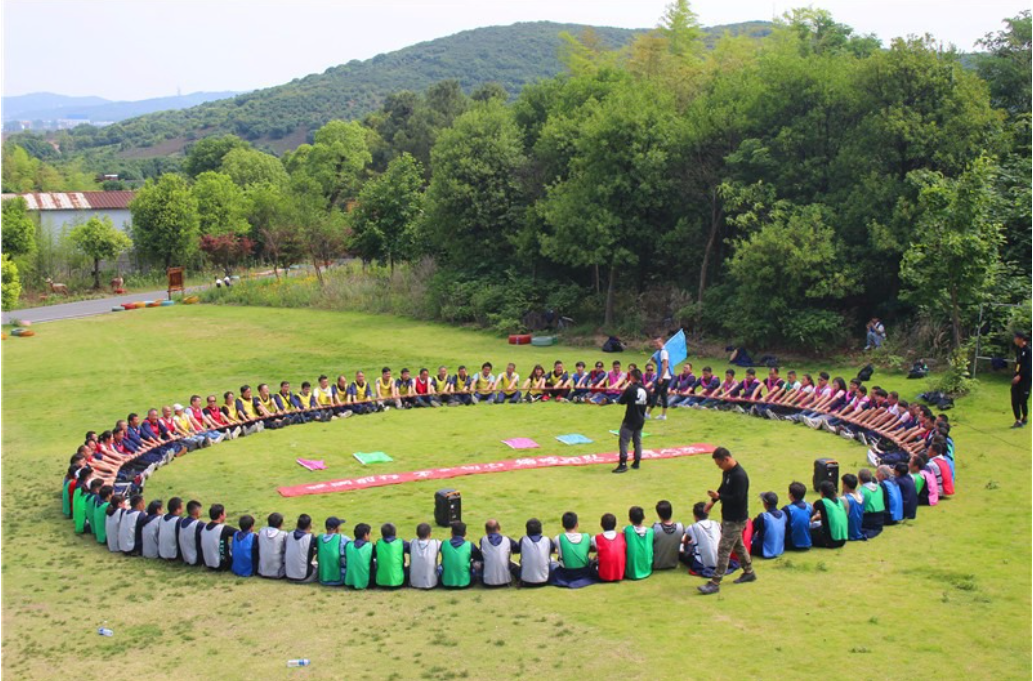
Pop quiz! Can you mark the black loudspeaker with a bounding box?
[813,458,839,493]
[434,489,462,527]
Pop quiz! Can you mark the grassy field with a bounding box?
[2,305,1030,681]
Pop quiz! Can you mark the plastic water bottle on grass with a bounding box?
[286,659,310,667]
[97,621,113,637]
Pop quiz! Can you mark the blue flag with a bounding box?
[651,329,687,378]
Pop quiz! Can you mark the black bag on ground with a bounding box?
[813,458,839,493]
[907,361,928,379]
[857,364,874,382]
[602,336,625,353]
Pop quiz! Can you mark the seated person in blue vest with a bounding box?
[119,494,147,556]
[201,504,238,571]
[440,521,483,589]
[545,360,571,402]
[651,501,685,571]
[478,519,518,587]
[231,515,259,577]
[343,523,375,589]
[680,502,725,577]
[840,474,867,541]
[450,366,475,406]
[374,523,409,589]
[430,366,452,407]
[809,481,848,549]
[257,512,288,579]
[177,500,206,566]
[623,506,654,581]
[409,523,442,589]
[857,468,885,538]
[568,362,591,403]
[514,518,555,587]
[157,497,183,561]
[413,369,438,408]
[140,499,164,559]
[345,371,375,415]
[396,368,417,409]
[893,462,918,520]
[782,482,813,551]
[495,363,522,404]
[316,516,349,587]
[876,465,904,526]
[285,514,318,582]
[750,492,787,559]
[552,512,596,587]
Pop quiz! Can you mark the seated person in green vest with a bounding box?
[857,468,885,538]
[374,523,408,589]
[62,453,85,519]
[345,523,375,590]
[201,504,238,571]
[840,474,867,541]
[495,363,522,404]
[750,492,787,559]
[514,518,555,587]
[92,485,114,547]
[624,506,654,580]
[651,500,685,570]
[316,516,349,586]
[409,523,442,589]
[230,515,259,578]
[440,521,483,589]
[782,482,813,551]
[478,519,518,587]
[552,512,595,588]
[84,478,104,536]
[285,514,318,582]
[591,513,626,581]
[809,481,848,548]
[72,466,95,534]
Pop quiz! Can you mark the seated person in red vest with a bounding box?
[552,512,596,587]
[750,492,787,558]
[591,513,626,582]
[413,368,438,408]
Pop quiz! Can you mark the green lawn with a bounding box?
[2,305,1030,681]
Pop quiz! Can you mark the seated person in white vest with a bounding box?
[750,492,787,559]
[140,499,164,559]
[624,506,654,581]
[257,512,288,579]
[408,523,442,590]
[344,523,375,590]
[514,518,555,588]
[158,497,183,561]
[104,494,126,554]
[552,512,596,588]
[119,494,148,557]
[316,516,349,587]
[440,521,483,589]
[782,482,813,551]
[201,504,238,571]
[680,502,723,576]
[285,514,318,582]
[591,513,626,582]
[91,484,114,547]
[231,515,260,578]
[374,523,408,589]
[177,500,206,567]
[651,501,685,570]
[478,519,518,587]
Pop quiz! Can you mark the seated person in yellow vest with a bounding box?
[296,381,330,422]
[651,500,686,570]
[160,405,204,452]
[450,366,475,406]
[140,499,165,559]
[376,367,402,410]
[495,363,522,404]
[257,512,288,579]
[430,366,452,407]
[272,381,305,425]
[522,364,548,403]
[413,368,438,408]
[347,371,376,415]
[624,506,655,580]
[396,368,417,409]
[440,521,483,588]
[472,363,497,404]
[408,523,442,589]
[514,518,556,587]
[170,404,210,450]
[225,390,263,436]
[316,516,350,586]
[314,375,343,418]
[552,512,596,588]
[285,514,318,582]
[178,500,206,566]
[119,494,148,556]
[233,386,268,433]
[255,384,290,429]
[157,496,183,560]
[104,494,126,553]
[92,485,114,547]
[344,523,375,589]
[478,519,518,587]
[680,502,723,576]
[207,393,246,438]
[809,481,848,549]
[544,361,571,402]
[333,376,358,418]
[750,492,787,559]
[374,523,409,588]
[201,504,238,571]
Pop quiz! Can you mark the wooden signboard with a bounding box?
[167,267,184,300]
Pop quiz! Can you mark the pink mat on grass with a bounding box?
[502,437,540,449]
[296,458,327,471]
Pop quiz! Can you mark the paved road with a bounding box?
[1,286,205,325]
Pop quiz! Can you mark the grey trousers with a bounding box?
[618,425,642,465]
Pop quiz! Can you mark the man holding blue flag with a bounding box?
[648,331,686,421]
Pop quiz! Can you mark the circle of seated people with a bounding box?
[62,361,957,589]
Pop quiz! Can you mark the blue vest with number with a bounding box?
[882,479,903,522]
[231,531,256,577]
[785,502,813,549]
[758,510,786,558]
[845,496,865,540]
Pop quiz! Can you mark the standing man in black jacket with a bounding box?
[1011,331,1031,428]
[698,447,756,595]
[613,369,649,474]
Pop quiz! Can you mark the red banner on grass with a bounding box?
[277,443,716,497]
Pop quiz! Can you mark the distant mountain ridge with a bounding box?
[2,91,241,123]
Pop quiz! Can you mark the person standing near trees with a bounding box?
[646,337,673,421]
[613,369,648,473]
[698,447,756,595]
[1011,331,1031,428]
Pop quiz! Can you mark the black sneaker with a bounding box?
[630,461,640,470]
[697,582,720,595]
[733,572,757,584]
[1011,420,1024,429]
[612,465,628,474]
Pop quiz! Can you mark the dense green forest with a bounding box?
[3,5,1029,360]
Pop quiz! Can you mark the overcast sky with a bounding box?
[2,0,1026,100]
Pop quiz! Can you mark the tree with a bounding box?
[900,157,1005,349]
[285,177,348,285]
[199,234,254,277]
[183,135,250,178]
[657,0,705,59]
[349,152,424,270]
[129,174,200,269]
[287,120,372,209]
[68,216,133,289]
[471,82,509,103]
[976,11,1032,115]
[219,147,290,188]
[1,254,20,310]
[192,171,250,237]
[1,196,37,258]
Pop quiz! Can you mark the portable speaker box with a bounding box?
[434,488,462,527]
[813,458,839,493]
